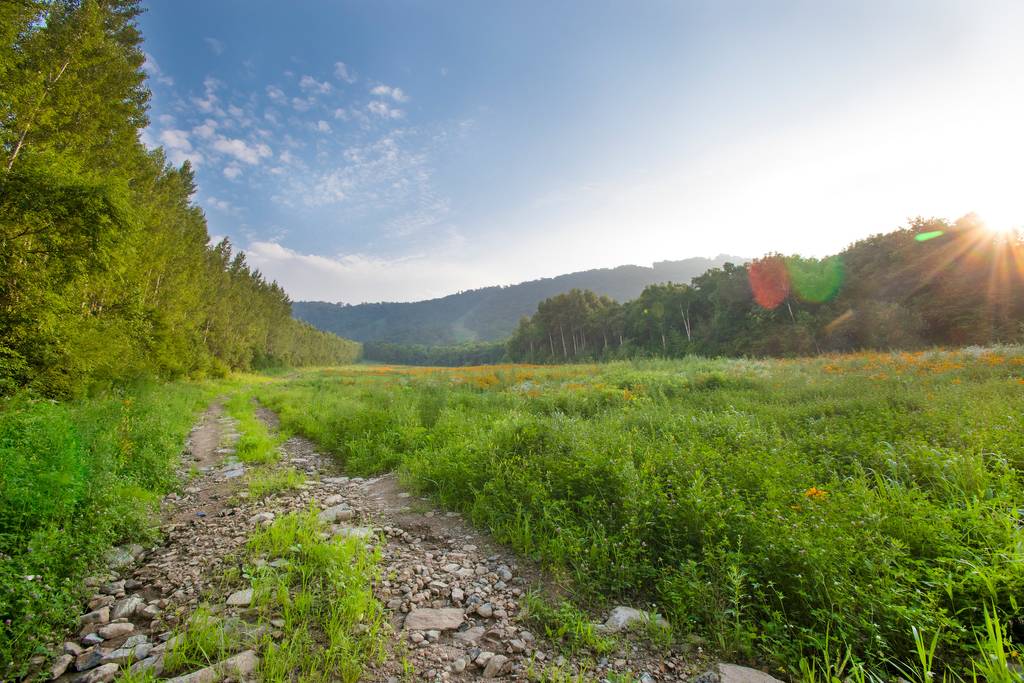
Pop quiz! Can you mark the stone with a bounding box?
[454,626,485,644]
[130,654,165,676]
[600,606,669,633]
[483,654,509,677]
[75,648,104,672]
[63,641,84,656]
[79,607,110,626]
[81,633,104,646]
[111,596,144,620]
[99,580,125,596]
[404,607,465,631]
[226,588,253,606]
[690,663,786,683]
[249,512,275,525]
[324,494,343,506]
[451,587,465,603]
[78,663,120,683]
[496,565,513,581]
[318,504,354,523]
[50,653,73,679]
[332,525,372,539]
[508,639,527,653]
[476,603,493,618]
[165,649,258,683]
[451,658,467,673]
[97,622,134,639]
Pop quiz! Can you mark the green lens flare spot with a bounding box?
[914,230,945,242]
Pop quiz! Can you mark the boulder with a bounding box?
[49,653,73,679]
[77,663,119,683]
[483,654,509,677]
[97,622,134,640]
[318,505,354,523]
[111,596,144,620]
[599,606,669,633]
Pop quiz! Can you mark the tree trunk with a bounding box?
[559,324,568,358]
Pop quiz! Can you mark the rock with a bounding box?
[451,587,465,603]
[104,545,141,570]
[50,653,73,679]
[63,641,84,656]
[475,651,495,667]
[78,663,120,683]
[483,654,508,677]
[75,648,104,672]
[97,622,134,639]
[130,654,165,676]
[99,580,125,596]
[508,639,527,653]
[249,512,275,525]
[332,525,372,539]
[404,607,465,631]
[451,658,467,673]
[454,626,485,644]
[324,494,343,506]
[226,588,253,606]
[111,596,144,620]
[79,607,110,626]
[318,505,354,523]
[81,633,104,646]
[496,565,513,581]
[164,649,258,683]
[600,606,668,633]
[690,663,786,683]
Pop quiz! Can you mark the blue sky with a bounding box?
[139,0,1024,303]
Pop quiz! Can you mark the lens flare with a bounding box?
[915,230,945,242]
[788,256,845,303]
[748,257,790,309]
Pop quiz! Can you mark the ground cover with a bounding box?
[255,349,1024,679]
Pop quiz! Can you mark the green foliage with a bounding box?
[292,257,735,345]
[521,592,616,656]
[246,507,387,682]
[248,466,304,499]
[0,1,360,398]
[363,340,506,366]
[507,219,1024,363]
[257,351,1024,678]
[0,381,211,679]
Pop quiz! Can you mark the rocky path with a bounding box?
[46,399,775,683]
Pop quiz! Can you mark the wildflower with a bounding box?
[804,486,827,500]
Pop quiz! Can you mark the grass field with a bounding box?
[255,348,1024,679]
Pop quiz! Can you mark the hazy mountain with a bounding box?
[293,255,745,344]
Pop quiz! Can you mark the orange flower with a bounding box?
[804,486,827,500]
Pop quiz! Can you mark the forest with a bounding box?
[507,216,1024,363]
[0,0,360,399]
[293,255,738,345]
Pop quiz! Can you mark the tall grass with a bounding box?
[256,350,1024,678]
[0,381,212,678]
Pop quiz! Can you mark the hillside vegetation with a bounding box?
[0,1,360,399]
[255,351,1024,679]
[508,217,1024,362]
[293,256,740,345]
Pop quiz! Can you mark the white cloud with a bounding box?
[158,113,175,125]
[204,37,225,55]
[245,240,485,303]
[299,75,332,94]
[212,137,272,164]
[279,150,298,165]
[193,119,218,139]
[368,100,403,119]
[266,85,286,103]
[205,196,236,212]
[142,52,174,86]
[333,107,349,120]
[370,84,408,102]
[291,97,314,112]
[314,120,331,133]
[192,77,223,114]
[158,128,203,167]
[334,61,356,84]
[223,164,242,180]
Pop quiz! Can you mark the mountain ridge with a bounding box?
[293,254,746,344]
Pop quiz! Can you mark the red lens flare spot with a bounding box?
[748,257,791,309]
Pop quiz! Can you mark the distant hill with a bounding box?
[293,255,745,344]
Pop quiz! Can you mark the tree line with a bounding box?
[1,0,360,397]
[508,216,1024,362]
[362,340,506,367]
